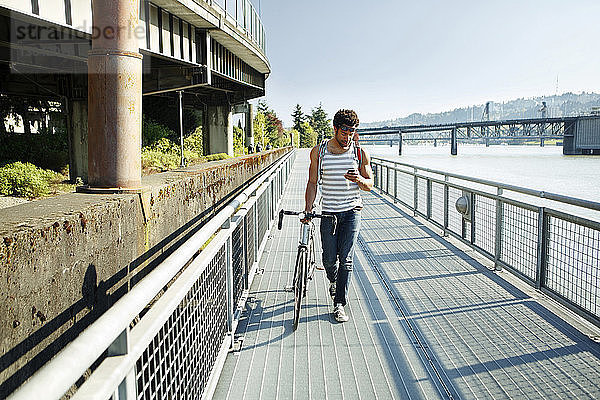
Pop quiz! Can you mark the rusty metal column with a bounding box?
[86,0,143,191]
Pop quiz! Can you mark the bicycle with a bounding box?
[278,209,337,330]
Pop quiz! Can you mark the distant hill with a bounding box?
[361,92,600,128]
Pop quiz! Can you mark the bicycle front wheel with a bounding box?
[293,247,307,330]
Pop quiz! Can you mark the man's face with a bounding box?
[334,124,357,149]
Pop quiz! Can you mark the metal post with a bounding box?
[398,132,403,155]
[540,137,545,147]
[178,91,185,167]
[535,208,548,290]
[413,168,418,215]
[107,328,135,399]
[451,127,457,156]
[470,194,476,244]
[494,188,504,270]
[87,0,143,191]
[393,166,397,203]
[426,179,432,219]
[443,175,449,235]
[386,165,390,194]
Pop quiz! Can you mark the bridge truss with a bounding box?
[358,117,578,144]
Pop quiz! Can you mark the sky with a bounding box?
[254,0,600,127]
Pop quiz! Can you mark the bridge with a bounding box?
[358,116,600,155]
[4,148,600,399]
[1,0,268,186]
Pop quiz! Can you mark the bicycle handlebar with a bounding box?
[278,209,337,235]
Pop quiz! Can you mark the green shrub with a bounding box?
[142,118,177,147]
[0,129,69,171]
[141,136,204,172]
[141,127,228,174]
[184,127,203,156]
[205,153,231,161]
[141,149,180,172]
[0,161,61,198]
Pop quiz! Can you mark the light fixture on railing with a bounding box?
[455,192,472,222]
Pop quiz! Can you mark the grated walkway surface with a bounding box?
[214,149,600,399]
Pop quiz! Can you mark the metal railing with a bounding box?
[8,150,296,400]
[211,0,266,54]
[371,156,600,327]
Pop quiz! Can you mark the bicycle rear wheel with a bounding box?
[293,248,307,330]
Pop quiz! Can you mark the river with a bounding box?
[363,144,600,221]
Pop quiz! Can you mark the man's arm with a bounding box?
[304,146,319,212]
[356,148,374,191]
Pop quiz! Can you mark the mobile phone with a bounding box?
[347,169,357,174]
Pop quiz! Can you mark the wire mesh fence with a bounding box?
[397,170,414,208]
[431,181,445,227]
[500,202,538,281]
[231,222,245,314]
[257,190,269,248]
[473,194,496,257]
[245,205,255,274]
[417,177,428,216]
[371,157,600,328]
[135,245,227,400]
[546,211,600,316]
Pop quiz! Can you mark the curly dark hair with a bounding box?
[333,109,359,128]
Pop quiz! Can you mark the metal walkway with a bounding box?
[214,150,600,399]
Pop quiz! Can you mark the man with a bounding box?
[303,109,373,322]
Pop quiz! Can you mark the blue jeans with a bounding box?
[320,208,361,306]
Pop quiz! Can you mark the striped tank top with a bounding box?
[320,143,363,212]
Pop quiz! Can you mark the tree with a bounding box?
[253,111,266,148]
[309,103,333,143]
[292,104,305,132]
[256,100,284,148]
[264,111,284,147]
[298,121,316,148]
[288,129,299,147]
[257,100,269,114]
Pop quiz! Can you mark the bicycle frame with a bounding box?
[278,209,336,330]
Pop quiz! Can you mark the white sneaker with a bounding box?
[333,303,349,323]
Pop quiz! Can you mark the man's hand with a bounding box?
[344,169,361,184]
[300,211,312,224]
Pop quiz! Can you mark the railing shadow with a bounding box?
[234,296,333,351]
[353,190,600,397]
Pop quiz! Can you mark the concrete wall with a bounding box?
[206,105,234,156]
[0,148,289,394]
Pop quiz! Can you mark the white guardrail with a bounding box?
[8,149,296,400]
